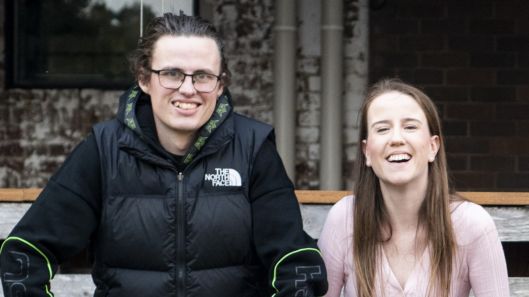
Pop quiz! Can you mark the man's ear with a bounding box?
[138,73,150,94]
[216,74,226,97]
[216,84,224,98]
[362,139,371,167]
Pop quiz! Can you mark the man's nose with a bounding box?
[178,76,196,95]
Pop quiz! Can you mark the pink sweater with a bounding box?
[318,196,510,297]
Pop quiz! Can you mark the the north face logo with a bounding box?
[204,168,242,187]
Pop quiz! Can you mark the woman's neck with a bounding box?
[380,179,428,232]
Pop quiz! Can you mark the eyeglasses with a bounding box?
[148,68,222,93]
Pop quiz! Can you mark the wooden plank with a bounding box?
[1,188,529,205]
[0,188,42,202]
[295,190,529,206]
[299,205,529,242]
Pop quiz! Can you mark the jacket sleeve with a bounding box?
[249,138,328,297]
[0,135,101,297]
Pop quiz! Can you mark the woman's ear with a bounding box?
[362,139,372,167]
[429,135,440,162]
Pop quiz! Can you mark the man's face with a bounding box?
[139,35,223,139]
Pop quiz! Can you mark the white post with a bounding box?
[273,0,297,181]
[319,0,344,189]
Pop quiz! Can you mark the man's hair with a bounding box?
[129,13,231,86]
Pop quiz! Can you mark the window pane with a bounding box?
[8,0,196,89]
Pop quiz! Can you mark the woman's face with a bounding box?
[362,91,439,188]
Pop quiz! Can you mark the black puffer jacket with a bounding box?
[0,86,328,297]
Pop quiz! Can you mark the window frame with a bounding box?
[5,0,199,90]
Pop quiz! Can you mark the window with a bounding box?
[6,0,197,89]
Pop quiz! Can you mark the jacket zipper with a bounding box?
[176,172,186,297]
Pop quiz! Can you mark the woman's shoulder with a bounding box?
[450,200,498,246]
[324,195,355,227]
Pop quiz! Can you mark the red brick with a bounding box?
[471,87,516,102]
[495,0,529,19]
[489,138,529,154]
[470,53,515,68]
[421,19,467,34]
[423,86,469,102]
[371,36,399,52]
[497,36,529,51]
[0,143,23,156]
[451,172,496,191]
[413,69,443,84]
[394,70,415,83]
[396,2,445,18]
[498,70,529,85]
[516,86,529,102]
[399,35,444,51]
[517,122,529,137]
[443,121,468,136]
[448,36,495,51]
[421,53,468,68]
[470,155,515,172]
[445,137,490,154]
[445,104,493,121]
[470,121,516,137]
[469,20,515,34]
[446,154,468,171]
[519,156,529,171]
[519,53,529,68]
[516,19,529,35]
[372,20,419,35]
[496,104,529,120]
[374,53,418,69]
[447,1,493,18]
[497,173,529,190]
[446,69,494,85]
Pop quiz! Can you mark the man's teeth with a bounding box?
[174,102,197,110]
[387,154,411,162]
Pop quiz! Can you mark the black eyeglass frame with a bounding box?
[147,68,222,93]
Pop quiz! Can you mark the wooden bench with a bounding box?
[1,189,529,297]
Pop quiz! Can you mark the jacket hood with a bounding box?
[116,84,234,165]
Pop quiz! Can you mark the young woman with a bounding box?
[318,79,509,297]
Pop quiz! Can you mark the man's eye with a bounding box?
[194,73,212,81]
[162,70,183,78]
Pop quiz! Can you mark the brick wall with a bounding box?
[0,0,365,189]
[370,0,529,191]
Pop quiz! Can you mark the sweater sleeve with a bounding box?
[249,138,328,297]
[0,134,101,297]
[464,205,510,297]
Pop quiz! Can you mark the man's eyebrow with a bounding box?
[159,67,217,74]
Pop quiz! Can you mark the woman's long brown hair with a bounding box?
[352,79,457,297]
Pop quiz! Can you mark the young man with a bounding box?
[0,14,327,297]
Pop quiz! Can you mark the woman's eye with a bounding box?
[405,125,418,130]
[376,127,389,133]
